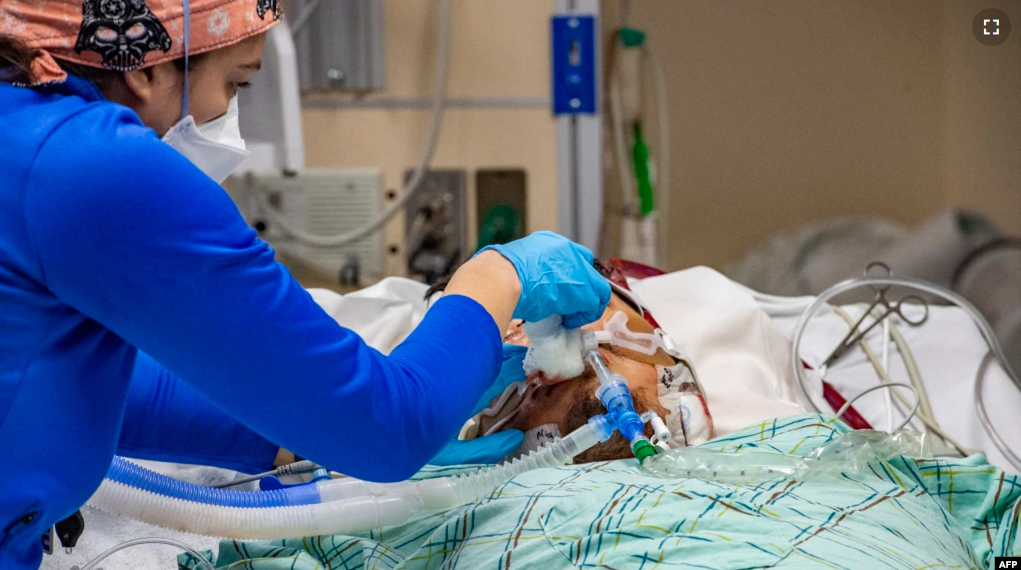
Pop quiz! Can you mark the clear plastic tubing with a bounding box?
[585,346,615,387]
[584,348,645,443]
[640,429,932,484]
[789,274,1021,472]
[87,420,610,540]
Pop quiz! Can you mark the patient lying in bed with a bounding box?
[454,275,715,463]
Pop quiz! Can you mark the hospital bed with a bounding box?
[47,268,1021,570]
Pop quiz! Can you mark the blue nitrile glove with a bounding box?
[471,344,528,416]
[430,430,524,465]
[477,231,612,328]
[431,345,529,466]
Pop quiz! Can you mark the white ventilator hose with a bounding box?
[791,275,1021,472]
[87,421,605,540]
[253,0,451,248]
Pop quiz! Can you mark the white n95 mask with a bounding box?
[162,94,250,184]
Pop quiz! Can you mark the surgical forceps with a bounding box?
[821,262,930,368]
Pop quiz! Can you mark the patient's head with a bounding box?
[485,291,711,463]
[429,259,712,463]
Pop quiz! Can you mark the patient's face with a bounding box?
[481,294,674,463]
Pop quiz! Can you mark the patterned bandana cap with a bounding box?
[1,0,281,86]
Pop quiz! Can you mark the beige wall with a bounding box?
[606,1,1020,271]
[942,0,1021,235]
[605,1,953,270]
[300,0,557,275]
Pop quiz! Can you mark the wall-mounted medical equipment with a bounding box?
[476,169,527,250]
[237,0,611,279]
[240,169,386,285]
[607,4,670,267]
[403,169,467,284]
[553,0,603,254]
[242,0,450,258]
[290,0,385,92]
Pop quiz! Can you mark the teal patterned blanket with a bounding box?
[182,415,1020,569]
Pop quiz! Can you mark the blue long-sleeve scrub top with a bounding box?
[0,75,503,569]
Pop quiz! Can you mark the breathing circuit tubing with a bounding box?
[87,410,624,540]
[251,0,451,248]
[789,275,1021,472]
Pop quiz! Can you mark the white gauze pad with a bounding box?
[522,315,585,379]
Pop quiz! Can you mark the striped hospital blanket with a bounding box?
[182,415,1020,569]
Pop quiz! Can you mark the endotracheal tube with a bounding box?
[582,331,660,463]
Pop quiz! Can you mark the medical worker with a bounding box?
[0,1,611,567]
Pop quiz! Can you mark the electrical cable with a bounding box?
[830,308,970,455]
[792,275,1020,470]
[886,311,937,425]
[974,352,1021,472]
[881,317,893,431]
[857,302,934,430]
[211,460,320,489]
[827,306,971,455]
[254,0,452,248]
[834,382,919,432]
[830,305,915,427]
[288,0,325,37]
[76,537,214,570]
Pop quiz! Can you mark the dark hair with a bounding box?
[0,35,38,84]
[1,33,201,88]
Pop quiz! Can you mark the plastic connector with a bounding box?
[650,415,671,444]
[587,414,616,443]
[617,411,644,442]
[631,439,658,464]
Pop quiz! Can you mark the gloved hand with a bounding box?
[431,345,529,466]
[471,344,528,416]
[430,430,524,465]
[478,231,611,328]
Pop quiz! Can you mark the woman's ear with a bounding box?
[121,67,156,103]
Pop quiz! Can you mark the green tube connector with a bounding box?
[618,27,646,48]
[631,439,658,464]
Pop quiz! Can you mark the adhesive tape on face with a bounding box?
[517,423,562,456]
[600,312,661,355]
[656,360,714,448]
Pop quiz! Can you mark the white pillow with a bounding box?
[630,267,816,436]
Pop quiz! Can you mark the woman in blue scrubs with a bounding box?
[0,1,610,568]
